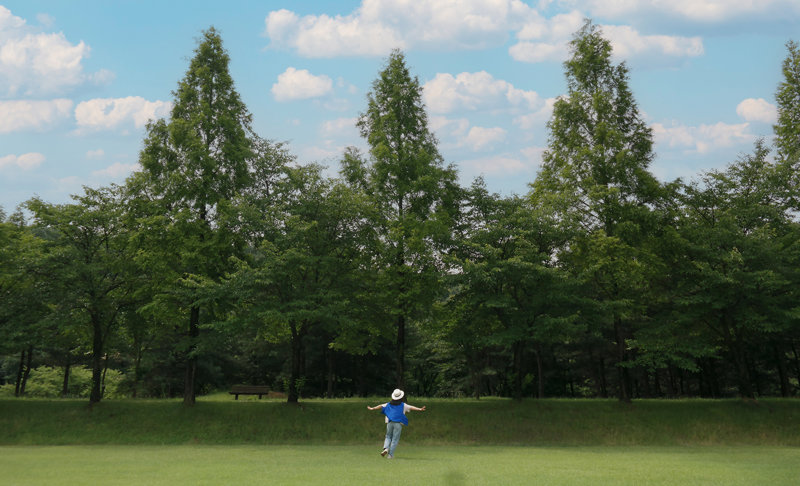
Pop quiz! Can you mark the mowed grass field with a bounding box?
[3,397,800,484]
[3,445,800,485]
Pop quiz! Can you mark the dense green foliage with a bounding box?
[2,23,800,402]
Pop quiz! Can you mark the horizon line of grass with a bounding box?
[2,397,799,446]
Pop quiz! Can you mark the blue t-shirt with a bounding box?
[382,402,409,425]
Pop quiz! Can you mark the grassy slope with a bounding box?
[2,397,799,446]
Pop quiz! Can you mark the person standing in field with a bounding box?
[367,389,426,459]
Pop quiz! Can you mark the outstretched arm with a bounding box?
[407,405,426,412]
[366,404,385,411]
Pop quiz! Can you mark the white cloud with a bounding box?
[265,0,534,57]
[462,154,528,176]
[510,11,703,64]
[272,67,333,101]
[509,10,583,62]
[736,98,777,124]
[568,0,800,23]
[0,99,72,132]
[520,146,546,168]
[601,24,703,60]
[265,8,404,58]
[91,162,139,179]
[321,117,357,137]
[430,116,506,152]
[513,97,557,130]
[652,121,754,154]
[35,13,55,28]
[430,116,470,140]
[0,6,109,96]
[300,140,350,163]
[322,98,351,112]
[86,149,105,159]
[74,96,171,131]
[423,71,543,114]
[465,126,507,151]
[0,152,44,170]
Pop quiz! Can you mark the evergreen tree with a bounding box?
[775,40,800,163]
[532,20,662,402]
[356,50,459,388]
[136,27,254,405]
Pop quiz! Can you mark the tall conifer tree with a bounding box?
[532,20,662,402]
[137,27,254,405]
[357,50,458,388]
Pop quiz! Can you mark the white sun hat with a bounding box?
[391,389,404,400]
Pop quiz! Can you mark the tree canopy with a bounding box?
[2,26,799,403]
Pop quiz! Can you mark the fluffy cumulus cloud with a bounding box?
[430,116,508,153]
[0,152,45,170]
[0,6,110,96]
[464,126,507,151]
[509,10,583,63]
[321,117,358,137]
[566,0,800,23]
[265,0,534,57]
[513,97,557,130]
[463,154,528,176]
[423,71,543,114]
[510,10,703,64]
[601,24,703,60]
[652,121,754,154]
[0,99,72,132]
[423,72,554,152]
[272,67,333,101]
[74,97,171,131]
[91,162,139,179]
[736,98,777,124]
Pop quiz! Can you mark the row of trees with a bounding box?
[2,22,799,404]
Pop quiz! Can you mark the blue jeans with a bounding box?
[383,421,403,457]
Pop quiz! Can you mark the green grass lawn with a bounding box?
[2,445,799,485]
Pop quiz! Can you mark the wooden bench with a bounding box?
[229,385,270,400]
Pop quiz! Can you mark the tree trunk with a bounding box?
[90,315,105,404]
[20,345,33,396]
[395,313,406,389]
[133,346,142,399]
[14,349,25,397]
[598,357,608,398]
[792,344,800,394]
[613,317,631,403]
[653,369,662,397]
[641,370,652,398]
[326,346,335,399]
[706,359,721,398]
[62,361,71,398]
[183,306,200,406]
[720,314,754,399]
[512,340,523,400]
[774,342,789,397]
[731,348,755,399]
[534,344,544,399]
[101,353,110,399]
[288,322,302,403]
[729,337,755,399]
[667,365,678,397]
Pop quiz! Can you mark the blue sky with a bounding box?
[1,0,798,213]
